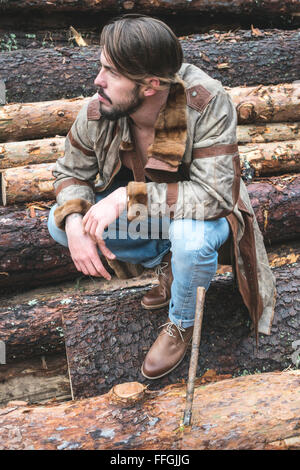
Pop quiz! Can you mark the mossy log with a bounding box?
[0,371,299,450]
[0,29,299,103]
[1,83,299,142]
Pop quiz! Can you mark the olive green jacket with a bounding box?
[53,63,276,338]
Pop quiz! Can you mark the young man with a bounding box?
[48,14,276,379]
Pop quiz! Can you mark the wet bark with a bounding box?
[1,83,299,142]
[1,29,299,103]
[1,263,299,388]
[0,370,299,450]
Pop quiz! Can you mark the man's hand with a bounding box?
[82,186,127,259]
[65,213,112,280]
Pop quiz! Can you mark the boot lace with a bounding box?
[155,261,168,278]
[159,321,186,342]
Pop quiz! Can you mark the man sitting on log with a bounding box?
[48,14,276,380]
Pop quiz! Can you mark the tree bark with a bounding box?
[0,262,299,390]
[1,83,299,142]
[0,97,86,143]
[0,137,64,170]
[0,202,79,291]
[229,83,300,124]
[2,163,55,205]
[237,122,300,144]
[0,175,299,289]
[239,140,300,177]
[2,146,299,205]
[0,370,299,450]
[0,0,298,16]
[1,126,299,170]
[1,29,299,103]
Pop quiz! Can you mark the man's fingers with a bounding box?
[96,238,115,260]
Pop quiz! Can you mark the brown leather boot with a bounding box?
[141,319,193,379]
[141,251,173,310]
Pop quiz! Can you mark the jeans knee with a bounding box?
[47,205,68,247]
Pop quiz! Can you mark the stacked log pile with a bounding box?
[0,0,299,450]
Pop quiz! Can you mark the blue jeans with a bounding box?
[47,180,230,328]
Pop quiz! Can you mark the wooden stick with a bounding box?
[183,286,206,426]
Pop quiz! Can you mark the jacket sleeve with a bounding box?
[127,90,240,221]
[52,101,99,229]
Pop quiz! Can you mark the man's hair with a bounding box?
[100,14,183,87]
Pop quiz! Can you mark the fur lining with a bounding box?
[147,81,187,168]
[54,198,92,230]
[127,181,147,222]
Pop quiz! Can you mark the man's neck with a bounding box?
[129,87,170,130]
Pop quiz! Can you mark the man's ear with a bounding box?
[143,77,160,97]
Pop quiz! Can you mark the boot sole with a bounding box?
[140,343,191,380]
[140,299,170,310]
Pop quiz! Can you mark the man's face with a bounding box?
[94,50,145,120]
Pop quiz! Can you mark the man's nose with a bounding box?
[94,69,106,88]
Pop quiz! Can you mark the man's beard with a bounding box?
[98,84,144,121]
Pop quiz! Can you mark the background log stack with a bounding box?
[0,0,299,449]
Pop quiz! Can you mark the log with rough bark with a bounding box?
[0,97,85,143]
[239,140,300,177]
[2,145,299,205]
[0,0,298,17]
[237,122,300,144]
[1,29,299,103]
[1,162,55,205]
[1,83,299,142]
[0,175,299,289]
[0,202,79,291]
[1,125,299,170]
[229,83,300,124]
[1,262,299,392]
[0,371,299,450]
[0,137,64,169]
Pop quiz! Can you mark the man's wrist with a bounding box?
[65,212,83,229]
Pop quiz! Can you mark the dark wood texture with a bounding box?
[1,263,298,390]
[0,29,299,103]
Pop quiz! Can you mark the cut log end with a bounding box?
[109,382,147,406]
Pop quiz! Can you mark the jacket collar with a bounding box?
[120,79,188,173]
